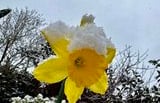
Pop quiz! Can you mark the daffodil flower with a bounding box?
[33,14,116,103]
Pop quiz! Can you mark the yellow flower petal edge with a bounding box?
[106,48,116,64]
[33,57,68,83]
[65,77,84,103]
[41,31,69,57]
[88,72,108,94]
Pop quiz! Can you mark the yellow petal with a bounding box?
[106,48,116,64]
[42,31,69,57]
[68,48,106,87]
[88,72,108,94]
[64,77,84,103]
[33,57,68,83]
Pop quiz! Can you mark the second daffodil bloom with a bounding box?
[33,14,116,103]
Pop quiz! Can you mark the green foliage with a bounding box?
[0,65,40,103]
[0,65,62,103]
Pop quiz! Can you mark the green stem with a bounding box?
[56,80,65,103]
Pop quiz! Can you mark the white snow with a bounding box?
[42,20,115,56]
[68,24,115,55]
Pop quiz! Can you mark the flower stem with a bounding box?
[56,80,65,103]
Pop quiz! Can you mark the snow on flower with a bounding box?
[33,14,116,103]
